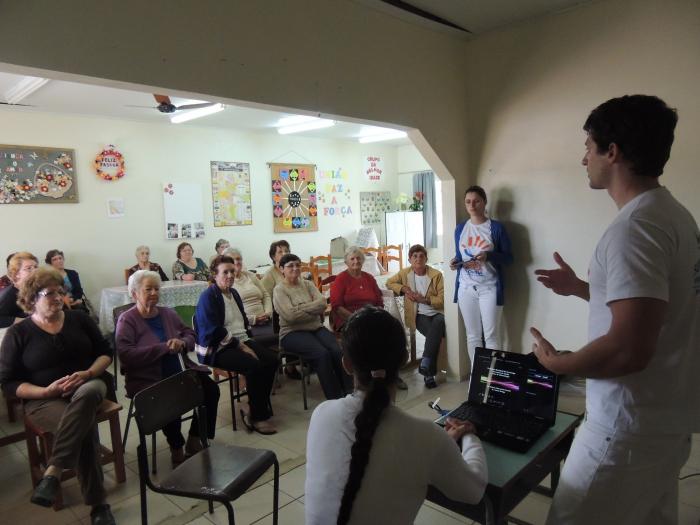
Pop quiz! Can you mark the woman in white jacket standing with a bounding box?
[305,306,487,525]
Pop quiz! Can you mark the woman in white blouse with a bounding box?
[223,248,274,338]
[305,306,487,524]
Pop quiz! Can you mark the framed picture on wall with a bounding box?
[270,162,318,233]
[0,144,78,204]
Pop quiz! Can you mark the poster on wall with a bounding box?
[363,155,384,182]
[270,162,318,233]
[210,161,252,226]
[317,167,352,219]
[162,182,205,240]
[0,144,78,204]
[360,191,392,225]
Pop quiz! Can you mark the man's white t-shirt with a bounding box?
[586,187,700,435]
[414,273,438,316]
[458,220,497,287]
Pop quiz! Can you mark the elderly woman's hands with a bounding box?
[166,338,186,354]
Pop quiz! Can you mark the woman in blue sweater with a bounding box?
[451,186,513,365]
[194,256,278,434]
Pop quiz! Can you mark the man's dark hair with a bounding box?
[583,95,677,178]
[268,240,290,261]
[408,244,428,258]
[464,185,487,202]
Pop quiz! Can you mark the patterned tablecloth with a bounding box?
[98,280,208,334]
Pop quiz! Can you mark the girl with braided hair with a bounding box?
[305,306,487,524]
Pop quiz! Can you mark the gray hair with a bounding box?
[344,245,365,265]
[134,245,150,256]
[222,247,242,259]
[128,270,161,296]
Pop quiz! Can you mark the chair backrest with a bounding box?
[134,369,204,436]
[319,274,337,299]
[174,305,196,328]
[112,303,135,330]
[309,254,332,288]
[300,260,319,287]
[124,268,131,285]
[383,244,404,272]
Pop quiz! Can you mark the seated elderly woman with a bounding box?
[330,246,384,332]
[273,253,352,400]
[127,245,169,282]
[195,256,278,434]
[116,270,220,466]
[46,249,90,312]
[0,268,115,524]
[0,251,38,328]
[210,238,231,263]
[223,248,274,339]
[172,242,211,281]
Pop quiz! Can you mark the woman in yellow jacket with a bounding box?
[385,244,444,388]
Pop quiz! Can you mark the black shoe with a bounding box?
[396,377,408,390]
[30,475,60,507]
[91,504,116,525]
[424,376,438,389]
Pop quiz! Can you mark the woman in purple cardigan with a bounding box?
[115,270,220,466]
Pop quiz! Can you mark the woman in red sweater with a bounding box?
[330,246,383,332]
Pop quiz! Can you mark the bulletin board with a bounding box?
[0,144,78,204]
[270,163,318,233]
[360,191,392,225]
[162,182,205,240]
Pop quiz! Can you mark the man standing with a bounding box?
[386,244,445,389]
[532,95,700,525]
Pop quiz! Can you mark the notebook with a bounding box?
[436,347,560,453]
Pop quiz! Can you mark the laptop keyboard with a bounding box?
[447,403,546,441]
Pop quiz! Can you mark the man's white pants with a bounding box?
[457,283,501,365]
[547,420,691,525]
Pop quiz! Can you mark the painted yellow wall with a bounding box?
[463,0,700,352]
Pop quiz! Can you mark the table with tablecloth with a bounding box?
[98,280,208,334]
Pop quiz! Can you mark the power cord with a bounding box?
[679,472,700,481]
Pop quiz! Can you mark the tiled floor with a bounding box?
[2,367,700,525]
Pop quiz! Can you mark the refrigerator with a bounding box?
[385,211,424,268]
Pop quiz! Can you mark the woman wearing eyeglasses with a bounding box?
[273,253,352,400]
[0,268,115,524]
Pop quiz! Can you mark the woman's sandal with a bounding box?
[240,408,277,435]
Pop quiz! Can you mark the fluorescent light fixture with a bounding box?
[275,115,319,127]
[277,118,335,135]
[5,76,49,104]
[358,130,407,143]
[170,103,224,124]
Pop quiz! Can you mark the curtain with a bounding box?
[412,171,437,248]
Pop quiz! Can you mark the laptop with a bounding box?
[436,347,560,453]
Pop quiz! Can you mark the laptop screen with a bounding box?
[468,348,559,422]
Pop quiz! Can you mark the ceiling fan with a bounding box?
[126,94,218,113]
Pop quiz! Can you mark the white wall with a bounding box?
[0,109,399,306]
[463,0,700,352]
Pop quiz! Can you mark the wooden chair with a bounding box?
[299,260,319,287]
[24,399,126,511]
[124,268,132,285]
[0,393,25,448]
[272,310,312,410]
[319,274,337,326]
[133,370,279,525]
[309,254,332,289]
[383,244,404,273]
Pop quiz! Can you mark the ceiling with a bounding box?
[0,1,592,143]
[374,0,593,35]
[0,71,412,145]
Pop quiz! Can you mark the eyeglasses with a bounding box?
[38,289,67,299]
